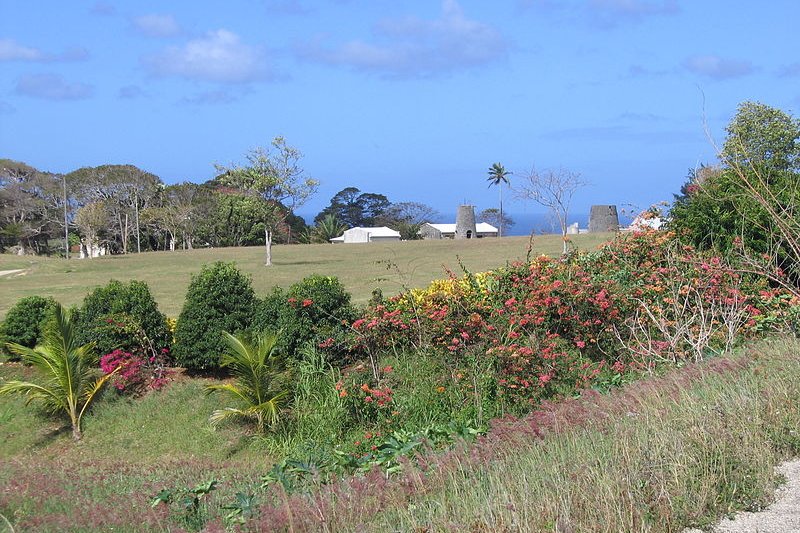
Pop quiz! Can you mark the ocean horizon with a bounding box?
[298,211,632,237]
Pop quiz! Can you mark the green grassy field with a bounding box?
[0,233,611,319]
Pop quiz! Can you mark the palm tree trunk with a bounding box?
[499,185,504,238]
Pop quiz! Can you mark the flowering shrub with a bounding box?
[72,279,171,356]
[335,364,396,427]
[251,275,357,363]
[345,229,796,412]
[100,347,171,395]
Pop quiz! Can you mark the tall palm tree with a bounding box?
[487,163,511,237]
[206,331,291,432]
[0,304,117,440]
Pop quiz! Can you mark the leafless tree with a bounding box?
[515,167,587,254]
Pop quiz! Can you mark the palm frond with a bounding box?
[207,331,291,432]
[208,407,250,426]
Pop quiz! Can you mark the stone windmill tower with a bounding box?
[455,205,477,239]
[589,205,620,232]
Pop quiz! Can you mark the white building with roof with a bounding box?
[418,222,498,240]
[330,226,402,243]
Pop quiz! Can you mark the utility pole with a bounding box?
[134,189,141,253]
[62,174,69,259]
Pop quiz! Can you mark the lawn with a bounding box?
[0,233,611,319]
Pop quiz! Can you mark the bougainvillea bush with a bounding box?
[347,229,797,416]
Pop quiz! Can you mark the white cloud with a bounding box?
[0,39,43,61]
[143,30,270,83]
[683,55,754,80]
[297,0,508,78]
[0,38,88,62]
[132,14,182,38]
[15,73,93,101]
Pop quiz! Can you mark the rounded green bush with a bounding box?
[72,280,171,356]
[2,295,58,351]
[251,275,357,364]
[173,262,257,371]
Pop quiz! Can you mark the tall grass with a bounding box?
[247,337,800,532]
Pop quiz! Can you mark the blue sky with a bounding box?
[1,0,798,220]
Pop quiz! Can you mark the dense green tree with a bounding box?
[173,262,257,371]
[72,279,171,356]
[0,160,67,254]
[310,214,347,243]
[722,101,799,173]
[67,164,163,254]
[314,187,391,227]
[2,296,58,351]
[670,102,800,291]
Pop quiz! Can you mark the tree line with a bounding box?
[0,137,450,260]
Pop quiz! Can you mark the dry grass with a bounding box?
[252,337,800,532]
[0,233,611,318]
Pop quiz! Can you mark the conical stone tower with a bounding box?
[589,205,619,232]
[455,205,477,239]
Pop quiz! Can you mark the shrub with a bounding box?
[100,347,171,395]
[173,262,257,371]
[251,275,357,364]
[72,280,171,356]
[2,296,58,353]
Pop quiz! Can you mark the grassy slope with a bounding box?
[0,233,610,319]
[259,338,800,532]
[1,339,799,531]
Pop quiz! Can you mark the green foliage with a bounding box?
[313,213,347,243]
[206,331,291,432]
[670,102,800,258]
[173,262,257,371]
[2,295,57,353]
[0,303,117,440]
[151,479,219,532]
[261,422,483,495]
[314,186,391,227]
[262,345,348,455]
[722,100,799,172]
[251,275,357,363]
[72,280,170,356]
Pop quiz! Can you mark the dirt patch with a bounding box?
[0,269,24,277]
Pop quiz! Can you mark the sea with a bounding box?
[462,212,588,236]
[298,211,632,236]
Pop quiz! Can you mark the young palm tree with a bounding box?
[314,214,347,243]
[206,331,291,432]
[0,304,117,440]
[487,163,511,237]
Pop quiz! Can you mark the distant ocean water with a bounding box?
[298,211,630,236]
[460,213,589,236]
